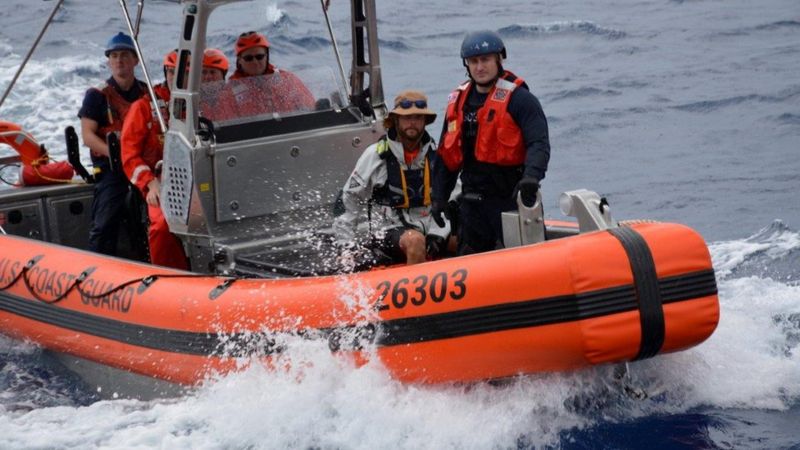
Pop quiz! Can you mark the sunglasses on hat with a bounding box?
[397,99,427,109]
[242,53,267,62]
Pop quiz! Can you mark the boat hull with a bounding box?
[0,222,719,386]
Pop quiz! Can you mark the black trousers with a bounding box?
[457,195,516,255]
[88,169,129,255]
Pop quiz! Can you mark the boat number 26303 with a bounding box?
[374,269,468,311]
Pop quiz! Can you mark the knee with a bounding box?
[400,230,426,264]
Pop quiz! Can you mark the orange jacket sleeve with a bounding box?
[121,98,156,195]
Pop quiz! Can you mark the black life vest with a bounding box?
[372,137,432,209]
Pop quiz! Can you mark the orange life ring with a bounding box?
[0,120,75,185]
[0,120,46,166]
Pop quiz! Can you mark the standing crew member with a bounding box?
[431,30,550,255]
[121,51,188,270]
[334,90,450,266]
[78,32,147,255]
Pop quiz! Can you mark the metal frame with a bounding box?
[157,0,386,272]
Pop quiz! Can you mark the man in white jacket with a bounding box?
[334,90,450,265]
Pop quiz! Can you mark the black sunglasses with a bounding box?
[242,53,267,62]
[397,99,427,109]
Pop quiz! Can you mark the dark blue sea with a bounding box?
[1,0,799,448]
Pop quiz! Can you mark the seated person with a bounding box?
[198,48,230,120]
[216,31,315,120]
[202,48,229,82]
[333,90,450,266]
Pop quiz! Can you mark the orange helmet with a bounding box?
[163,50,178,68]
[235,31,269,56]
[203,48,229,76]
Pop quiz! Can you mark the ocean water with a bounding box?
[1,0,799,448]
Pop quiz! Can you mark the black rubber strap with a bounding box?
[608,227,665,360]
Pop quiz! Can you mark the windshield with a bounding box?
[199,66,346,124]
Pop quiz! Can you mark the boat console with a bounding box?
[152,0,386,275]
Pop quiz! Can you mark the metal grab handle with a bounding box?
[502,191,546,247]
[321,0,350,98]
[516,190,542,214]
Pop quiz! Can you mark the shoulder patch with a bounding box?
[493,88,510,101]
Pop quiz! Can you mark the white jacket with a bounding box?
[333,132,450,244]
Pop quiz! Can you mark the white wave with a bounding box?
[0,40,12,58]
[683,276,800,409]
[710,221,800,278]
[0,55,101,162]
[265,2,285,25]
[499,21,626,39]
[3,261,798,449]
[2,232,800,448]
[0,337,589,449]
[0,335,37,355]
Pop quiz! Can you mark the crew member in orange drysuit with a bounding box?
[217,31,315,120]
[120,50,188,270]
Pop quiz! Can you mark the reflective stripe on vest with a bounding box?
[438,71,526,171]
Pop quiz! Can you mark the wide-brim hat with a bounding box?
[383,90,437,129]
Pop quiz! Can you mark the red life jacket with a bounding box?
[95,81,143,140]
[153,83,171,104]
[438,71,526,172]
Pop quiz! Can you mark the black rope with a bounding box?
[20,266,94,304]
[73,273,222,301]
[0,255,42,290]
[0,254,237,305]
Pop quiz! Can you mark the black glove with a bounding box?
[430,199,446,228]
[425,234,446,259]
[513,177,540,207]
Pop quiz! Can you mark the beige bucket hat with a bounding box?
[383,90,437,129]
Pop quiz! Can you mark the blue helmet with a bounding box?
[460,30,507,60]
[104,32,136,57]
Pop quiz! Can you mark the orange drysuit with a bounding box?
[121,84,189,270]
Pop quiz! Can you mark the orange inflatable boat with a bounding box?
[0,222,718,386]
